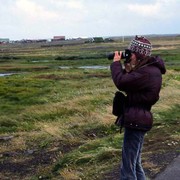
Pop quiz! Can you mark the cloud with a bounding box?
[14,0,88,24]
[48,0,85,10]
[127,0,178,19]
[0,0,179,39]
[128,3,159,16]
[13,0,58,21]
[61,0,85,10]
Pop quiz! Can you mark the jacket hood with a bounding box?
[149,56,166,74]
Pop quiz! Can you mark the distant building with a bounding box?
[51,36,65,41]
[93,37,104,43]
[85,37,104,43]
[36,39,48,43]
[0,38,10,44]
[17,39,48,43]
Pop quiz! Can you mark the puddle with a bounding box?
[59,66,71,69]
[31,60,50,63]
[78,66,109,69]
[0,73,17,77]
[59,65,109,70]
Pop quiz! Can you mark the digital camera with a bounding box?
[107,49,132,63]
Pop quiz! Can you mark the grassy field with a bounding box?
[0,36,180,180]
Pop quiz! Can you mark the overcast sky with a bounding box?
[0,0,180,40]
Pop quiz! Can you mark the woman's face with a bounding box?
[124,53,138,72]
[129,53,138,67]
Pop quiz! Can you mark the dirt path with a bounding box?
[0,133,179,180]
[0,147,179,179]
[102,151,179,180]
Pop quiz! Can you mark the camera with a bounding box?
[107,49,132,63]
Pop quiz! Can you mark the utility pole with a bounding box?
[122,36,124,42]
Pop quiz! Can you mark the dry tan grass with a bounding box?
[37,122,66,138]
[60,168,82,180]
[143,161,161,174]
[0,131,44,153]
[154,86,180,111]
[153,46,178,50]
[152,70,180,112]
[0,136,26,153]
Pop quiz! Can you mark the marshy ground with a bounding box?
[0,36,179,179]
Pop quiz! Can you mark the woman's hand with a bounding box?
[113,51,122,62]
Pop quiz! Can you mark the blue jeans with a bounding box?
[120,128,146,180]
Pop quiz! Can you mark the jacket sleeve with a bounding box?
[110,61,149,92]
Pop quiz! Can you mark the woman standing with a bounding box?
[110,36,166,180]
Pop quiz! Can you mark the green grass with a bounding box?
[0,36,179,179]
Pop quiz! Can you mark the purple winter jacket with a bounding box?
[111,56,166,131]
